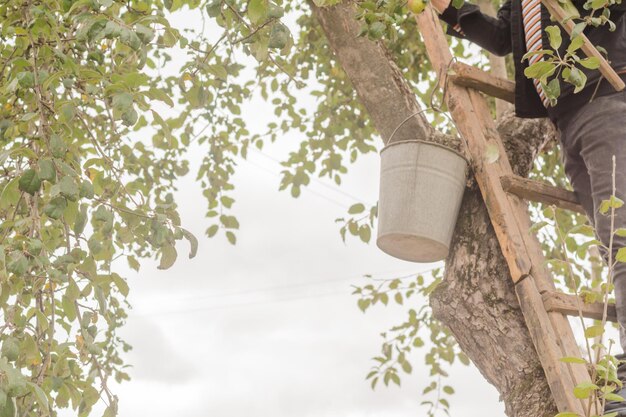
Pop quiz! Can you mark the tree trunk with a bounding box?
[312,2,560,416]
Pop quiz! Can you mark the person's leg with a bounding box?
[558,92,626,415]
[559,90,626,353]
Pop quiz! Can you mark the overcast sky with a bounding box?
[63,5,619,417]
[112,138,509,416]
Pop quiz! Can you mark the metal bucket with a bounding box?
[377,140,468,263]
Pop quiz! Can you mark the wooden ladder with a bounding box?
[414,7,619,415]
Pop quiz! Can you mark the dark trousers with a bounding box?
[555,89,626,354]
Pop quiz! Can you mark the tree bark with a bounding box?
[312,2,560,416]
[311,2,460,152]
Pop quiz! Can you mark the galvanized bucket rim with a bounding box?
[380,139,468,164]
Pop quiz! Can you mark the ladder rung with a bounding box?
[543,291,617,322]
[501,175,584,214]
[449,62,515,104]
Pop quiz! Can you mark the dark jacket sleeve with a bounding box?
[438,0,513,56]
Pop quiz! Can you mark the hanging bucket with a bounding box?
[377,140,468,263]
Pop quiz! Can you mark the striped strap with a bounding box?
[521,0,550,107]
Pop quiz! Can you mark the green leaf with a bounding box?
[121,108,138,126]
[524,61,556,80]
[579,57,600,69]
[248,0,268,24]
[600,195,624,214]
[368,22,386,39]
[180,228,198,259]
[616,247,626,263]
[0,178,19,210]
[443,385,455,394]
[79,180,94,199]
[73,204,88,235]
[38,159,56,182]
[220,215,239,229]
[584,324,605,338]
[226,231,237,245]
[567,35,585,54]
[157,244,177,270]
[207,225,219,238]
[26,382,49,412]
[573,381,599,399]
[112,92,133,112]
[120,28,142,50]
[559,356,587,364]
[44,197,67,220]
[554,413,580,417]
[348,203,365,214]
[18,169,41,195]
[546,25,562,49]
[0,397,15,417]
[127,256,140,272]
[572,22,587,37]
[544,78,561,102]
[485,143,500,163]
[49,134,67,158]
[135,24,155,44]
[7,252,28,275]
[111,273,129,297]
[605,392,625,402]
[102,405,117,417]
[569,224,595,236]
[268,24,289,49]
[358,225,371,243]
[59,176,79,201]
[357,298,370,312]
[1,338,19,362]
[394,292,403,305]
[267,4,284,18]
[390,372,400,386]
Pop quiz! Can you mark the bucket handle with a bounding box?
[385,109,432,146]
[385,56,464,148]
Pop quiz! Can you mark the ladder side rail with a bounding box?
[414,8,589,414]
[468,83,596,414]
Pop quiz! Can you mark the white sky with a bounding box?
[62,5,620,417]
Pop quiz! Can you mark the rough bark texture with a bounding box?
[432,113,558,417]
[311,2,561,416]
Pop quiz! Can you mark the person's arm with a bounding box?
[431,0,513,57]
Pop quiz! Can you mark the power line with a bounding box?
[248,147,372,205]
[145,266,432,304]
[132,266,442,316]
[242,157,351,210]
[134,290,347,316]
